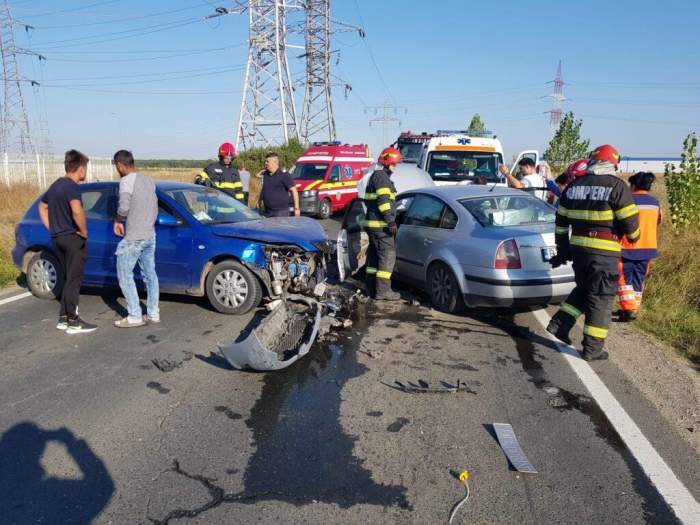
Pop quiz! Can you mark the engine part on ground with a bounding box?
[383,379,466,394]
[220,295,322,371]
[493,423,538,474]
[448,470,471,524]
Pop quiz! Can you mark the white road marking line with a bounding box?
[0,291,32,307]
[532,308,700,525]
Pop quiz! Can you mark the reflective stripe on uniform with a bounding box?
[216,181,242,189]
[235,193,245,200]
[558,206,613,221]
[376,270,392,280]
[627,228,641,241]
[583,324,609,339]
[378,202,392,212]
[361,219,388,228]
[615,203,639,220]
[570,235,621,252]
[364,193,377,200]
[555,226,569,235]
[366,266,377,275]
[560,302,582,318]
[199,172,210,180]
[376,187,393,196]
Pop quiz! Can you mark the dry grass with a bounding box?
[0,184,42,287]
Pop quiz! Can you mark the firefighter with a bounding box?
[363,147,402,301]
[195,143,245,203]
[546,145,640,361]
[617,172,661,322]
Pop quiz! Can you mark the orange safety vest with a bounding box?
[620,190,661,259]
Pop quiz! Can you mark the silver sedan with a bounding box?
[338,185,575,313]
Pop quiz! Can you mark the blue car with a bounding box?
[13,181,332,315]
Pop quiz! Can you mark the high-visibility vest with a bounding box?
[620,191,661,260]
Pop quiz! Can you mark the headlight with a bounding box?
[302,190,318,197]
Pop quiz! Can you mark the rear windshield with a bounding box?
[290,163,328,180]
[460,195,555,227]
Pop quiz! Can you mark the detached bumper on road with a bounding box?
[463,272,575,308]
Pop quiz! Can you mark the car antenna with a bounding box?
[489,182,497,192]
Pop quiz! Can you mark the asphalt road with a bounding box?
[0,217,698,525]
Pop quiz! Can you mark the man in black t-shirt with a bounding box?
[255,152,300,217]
[38,150,97,334]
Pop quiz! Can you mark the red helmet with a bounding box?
[567,159,589,177]
[378,146,402,166]
[218,142,236,158]
[589,144,620,166]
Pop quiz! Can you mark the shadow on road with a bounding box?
[0,421,114,525]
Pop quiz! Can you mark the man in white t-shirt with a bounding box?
[499,157,547,200]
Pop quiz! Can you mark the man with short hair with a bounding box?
[113,150,160,328]
[38,149,97,334]
[255,152,300,217]
[499,158,548,200]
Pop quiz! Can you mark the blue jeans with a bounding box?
[116,237,160,322]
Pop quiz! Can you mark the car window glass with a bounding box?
[328,164,342,182]
[460,195,555,227]
[404,194,445,228]
[344,166,353,180]
[81,187,117,220]
[396,196,414,212]
[440,206,458,229]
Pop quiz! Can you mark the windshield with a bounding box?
[164,187,260,225]
[427,151,503,182]
[290,163,329,180]
[460,195,555,227]
[397,142,423,162]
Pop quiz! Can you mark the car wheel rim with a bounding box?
[31,259,57,293]
[213,269,248,308]
[322,202,330,216]
[432,267,452,307]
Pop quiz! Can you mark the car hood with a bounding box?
[210,217,328,250]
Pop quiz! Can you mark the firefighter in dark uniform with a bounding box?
[363,147,402,301]
[546,144,640,361]
[195,142,245,203]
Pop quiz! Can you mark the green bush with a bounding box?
[236,139,306,174]
[664,132,700,231]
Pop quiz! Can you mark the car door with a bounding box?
[80,185,119,286]
[153,199,194,292]
[396,194,446,282]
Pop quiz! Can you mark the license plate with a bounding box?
[541,247,557,262]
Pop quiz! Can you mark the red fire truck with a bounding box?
[290,142,374,219]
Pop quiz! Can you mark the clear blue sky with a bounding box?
[9,0,700,160]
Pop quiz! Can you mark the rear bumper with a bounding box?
[462,272,575,308]
[11,244,25,271]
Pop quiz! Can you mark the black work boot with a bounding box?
[546,319,572,346]
[581,348,609,362]
[617,311,637,322]
[376,290,401,302]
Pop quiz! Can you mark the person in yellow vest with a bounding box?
[195,143,245,203]
[617,172,662,321]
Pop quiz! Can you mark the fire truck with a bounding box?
[290,142,374,219]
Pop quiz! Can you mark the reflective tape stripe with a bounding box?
[216,181,242,189]
[583,324,609,339]
[615,204,639,220]
[199,172,210,179]
[216,207,236,212]
[570,235,621,252]
[364,192,377,200]
[376,270,392,280]
[620,294,637,301]
[555,226,569,235]
[560,302,582,318]
[378,202,392,212]
[559,206,613,221]
[366,266,377,275]
[235,193,245,199]
[376,187,393,196]
[627,228,641,240]
[618,285,634,291]
[361,220,388,228]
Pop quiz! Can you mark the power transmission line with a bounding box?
[545,59,565,137]
[366,102,406,147]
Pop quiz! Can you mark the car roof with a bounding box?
[400,184,525,200]
[77,180,199,191]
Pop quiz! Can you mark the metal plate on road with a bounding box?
[493,423,538,474]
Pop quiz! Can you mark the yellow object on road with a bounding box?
[449,470,471,524]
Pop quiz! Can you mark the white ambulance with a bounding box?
[415,130,540,187]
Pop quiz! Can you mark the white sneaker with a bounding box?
[145,315,161,324]
[114,317,145,328]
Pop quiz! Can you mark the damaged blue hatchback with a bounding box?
[13,181,332,314]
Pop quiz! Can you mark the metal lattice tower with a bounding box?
[300,0,334,143]
[236,0,300,149]
[0,0,35,157]
[546,60,566,137]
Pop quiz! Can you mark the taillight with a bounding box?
[495,239,521,269]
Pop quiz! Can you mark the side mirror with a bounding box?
[157,213,179,227]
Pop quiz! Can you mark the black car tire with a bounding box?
[206,260,262,315]
[427,262,464,314]
[26,250,64,300]
[317,198,332,220]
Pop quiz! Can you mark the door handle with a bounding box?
[423,238,433,245]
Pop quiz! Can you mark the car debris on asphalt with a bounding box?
[493,423,538,474]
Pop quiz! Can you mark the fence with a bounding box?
[1,154,116,189]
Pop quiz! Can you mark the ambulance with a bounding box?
[290,142,374,219]
[415,130,540,187]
